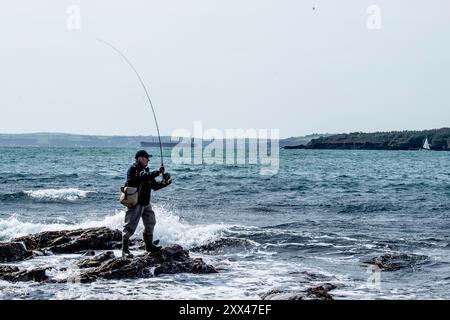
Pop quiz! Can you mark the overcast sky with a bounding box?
[0,0,449,138]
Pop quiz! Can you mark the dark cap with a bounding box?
[135,150,152,160]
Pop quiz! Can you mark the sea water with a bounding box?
[0,147,449,299]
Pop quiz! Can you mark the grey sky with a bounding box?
[1,0,449,138]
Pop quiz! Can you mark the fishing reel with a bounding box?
[162,172,171,181]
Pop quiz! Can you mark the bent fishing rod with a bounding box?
[97,38,164,166]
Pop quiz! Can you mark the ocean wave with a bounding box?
[248,206,280,213]
[338,202,402,214]
[23,188,94,202]
[0,204,231,249]
[0,173,79,183]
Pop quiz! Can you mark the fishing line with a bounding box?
[97,38,164,165]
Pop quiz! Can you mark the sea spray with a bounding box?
[0,204,230,248]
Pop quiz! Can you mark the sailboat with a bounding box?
[421,137,431,150]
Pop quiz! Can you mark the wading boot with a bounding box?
[143,233,162,253]
[121,238,134,259]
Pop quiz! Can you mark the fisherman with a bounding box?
[122,150,172,258]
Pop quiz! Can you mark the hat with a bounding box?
[135,150,152,159]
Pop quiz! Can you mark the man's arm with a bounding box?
[150,179,166,191]
[127,164,164,187]
[147,170,160,179]
[150,177,172,191]
[147,165,165,187]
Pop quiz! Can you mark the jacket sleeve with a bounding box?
[150,178,168,191]
[141,170,160,182]
[127,166,161,187]
[148,170,160,179]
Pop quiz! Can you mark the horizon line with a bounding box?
[1,127,449,140]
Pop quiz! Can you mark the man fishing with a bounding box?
[122,150,172,258]
[97,40,172,258]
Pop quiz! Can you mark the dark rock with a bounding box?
[191,238,254,252]
[0,265,49,282]
[82,250,97,257]
[78,244,217,282]
[0,242,33,262]
[259,289,284,300]
[305,284,337,300]
[77,251,115,268]
[362,253,428,271]
[13,227,122,253]
[260,283,337,300]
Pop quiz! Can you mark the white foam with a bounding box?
[151,205,229,248]
[0,204,230,248]
[23,188,94,202]
[0,215,77,240]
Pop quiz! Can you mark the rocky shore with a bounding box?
[0,227,217,283]
[1,227,341,299]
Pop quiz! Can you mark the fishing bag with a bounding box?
[119,186,139,208]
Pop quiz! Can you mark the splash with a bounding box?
[0,204,230,249]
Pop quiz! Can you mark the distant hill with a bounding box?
[0,133,162,147]
[284,128,450,151]
[279,133,333,148]
[0,132,327,148]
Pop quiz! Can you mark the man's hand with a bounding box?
[162,178,172,186]
[159,165,165,174]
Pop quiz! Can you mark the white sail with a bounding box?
[422,137,430,150]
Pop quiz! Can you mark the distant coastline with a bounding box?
[1,129,449,150]
[0,132,320,148]
[283,128,450,151]
[0,133,166,148]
